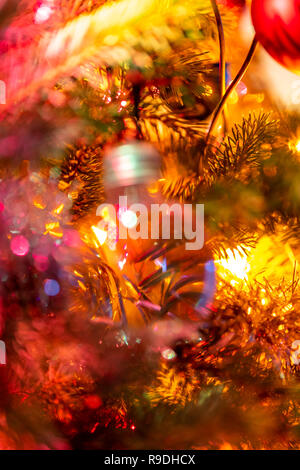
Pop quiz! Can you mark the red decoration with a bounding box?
[251,0,300,74]
[219,0,245,8]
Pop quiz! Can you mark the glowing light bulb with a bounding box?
[288,138,300,154]
[91,225,107,246]
[162,348,176,360]
[10,235,30,257]
[44,279,60,296]
[216,247,250,280]
[120,209,137,229]
[35,5,53,24]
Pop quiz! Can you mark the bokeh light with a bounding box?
[35,5,53,24]
[10,235,30,257]
[119,209,138,229]
[44,279,60,296]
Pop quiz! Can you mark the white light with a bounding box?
[91,225,107,245]
[216,247,250,280]
[35,5,53,24]
[120,210,137,229]
[118,258,127,270]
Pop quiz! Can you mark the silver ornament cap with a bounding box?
[104,141,161,192]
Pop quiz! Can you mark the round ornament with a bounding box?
[251,0,300,74]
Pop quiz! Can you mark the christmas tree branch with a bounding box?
[208,112,277,180]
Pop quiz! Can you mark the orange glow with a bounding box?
[53,203,64,215]
[289,137,300,154]
[33,198,46,210]
[44,222,63,237]
[216,247,250,281]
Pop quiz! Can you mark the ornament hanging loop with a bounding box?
[202,36,258,169]
[210,0,226,123]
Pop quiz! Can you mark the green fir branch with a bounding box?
[208,112,277,181]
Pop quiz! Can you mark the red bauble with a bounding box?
[251,0,300,74]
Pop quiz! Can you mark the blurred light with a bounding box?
[282,303,293,313]
[53,203,64,215]
[120,209,137,229]
[100,206,110,220]
[33,254,49,272]
[35,5,53,24]
[228,89,238,105]
[255,93,265,103]
[44,222,63,237]
[63,229,82,247]
[148,181,160,194]
[103,34,118,46]
[205,259,215,273]
[78,280,87,292]
[33,196,46,209]
[216,247,250,280]
[10,235,29,256]
[118,258,127,270]
[236,81,247,96]
[291,80,300,105]
[219,442,233,450]
[84,395,102,409]
[155,257,167,273]
[92,225,107,245]
[291,340,300,365]
[74,270,84,278]
[162,348,176,360]
[44,279,60,296]
[288,138,300,154]
[267,0,294,18]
